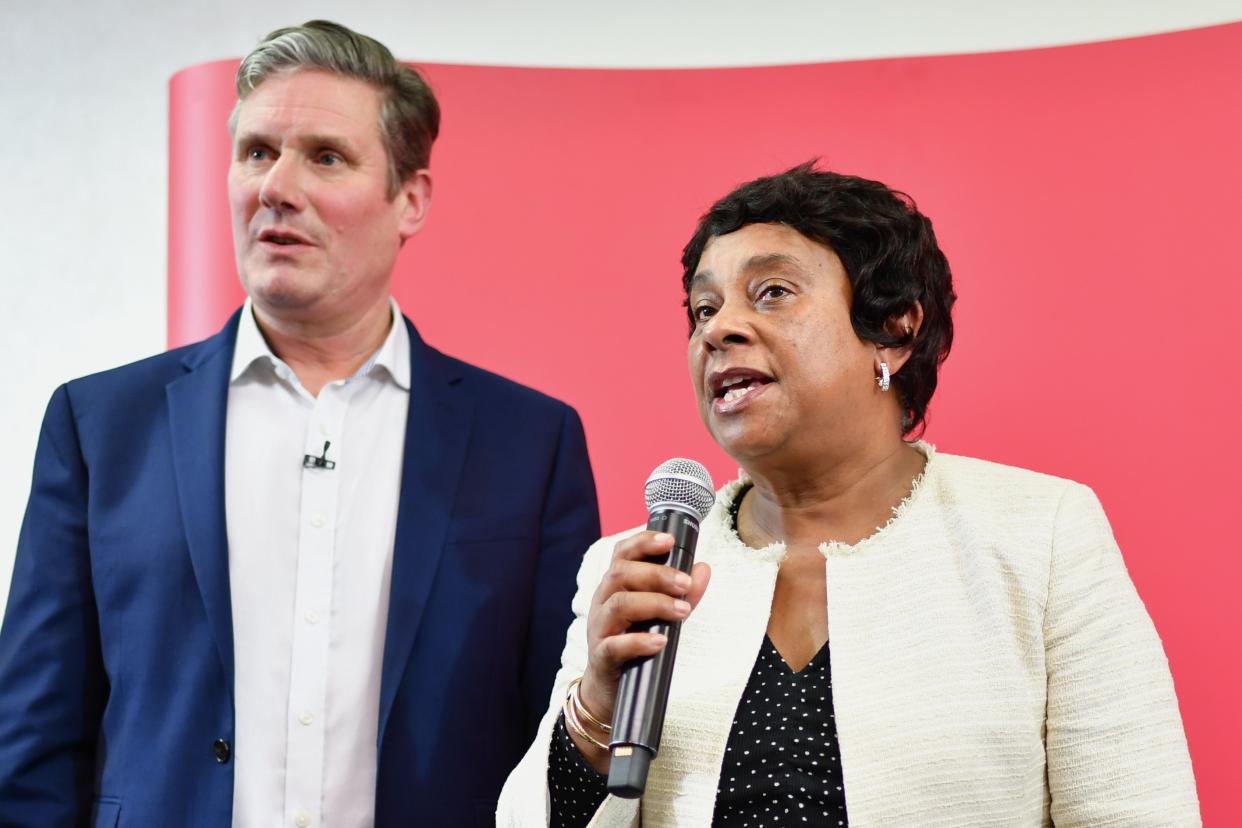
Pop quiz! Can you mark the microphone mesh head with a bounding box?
[644,458,715,520]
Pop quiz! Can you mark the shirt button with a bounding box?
[294,813,310,827]
[304,610,320,624]
[213,738,231,764]
[298,710,314,726]
[309,513,326,528]
[318,422,330,437]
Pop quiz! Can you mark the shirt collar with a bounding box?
[230,297,410,391]
[367,297,411,390]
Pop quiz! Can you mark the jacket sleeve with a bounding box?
[521,405,602,739]
[1043,482,1200,826]
[0,385,106,826]
[499,530,640,828]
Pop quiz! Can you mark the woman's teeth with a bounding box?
[722,384,751,403]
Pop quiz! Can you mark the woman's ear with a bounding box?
[875,301,924,375]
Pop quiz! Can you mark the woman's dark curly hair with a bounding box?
[681,162,956,437]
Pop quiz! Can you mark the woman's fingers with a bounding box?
[580,530,715,725]
[601,556,692,598]
[609,530,676,563]
[592,531,690,608]
[594,630,668,671]
[597,590,690,636]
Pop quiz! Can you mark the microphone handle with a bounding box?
[606,508,700,798]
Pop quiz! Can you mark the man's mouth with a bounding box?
[258,228,312,247]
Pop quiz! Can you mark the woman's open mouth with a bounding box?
[709,370,774,414]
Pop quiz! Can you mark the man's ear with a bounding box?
[396,170,433,244]
[876,301,924,375]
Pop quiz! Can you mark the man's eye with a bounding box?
[318,152,342,166]
[758,284,790,301]
[247,147,269,161]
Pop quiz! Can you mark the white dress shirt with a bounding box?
[225,298,410,828]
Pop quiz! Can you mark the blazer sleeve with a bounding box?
[1043,482,1200,826]
[0,385,106,826]
[521,406,602,739]
[498,532,640,828]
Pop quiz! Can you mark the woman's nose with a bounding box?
[700,302,752,352]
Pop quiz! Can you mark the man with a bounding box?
[0,21,599,827]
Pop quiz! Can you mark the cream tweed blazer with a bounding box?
[498,446,1200,826]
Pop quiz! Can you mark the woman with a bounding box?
[498,164,1199,826]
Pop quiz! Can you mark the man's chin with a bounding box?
[243,273,323,314]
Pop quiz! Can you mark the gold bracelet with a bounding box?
[569,677,611,733]
[563,685,608,751]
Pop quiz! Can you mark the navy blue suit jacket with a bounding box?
[0,311,600,827]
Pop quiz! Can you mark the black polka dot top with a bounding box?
[713,634,848,827]
[548,484,849,827]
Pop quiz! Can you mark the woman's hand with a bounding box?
[571,530,711,772]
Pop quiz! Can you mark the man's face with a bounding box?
[228,69,430,328]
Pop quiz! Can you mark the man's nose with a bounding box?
[258,154,305,212]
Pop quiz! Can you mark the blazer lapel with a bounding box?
[166,313,239,698]
[378,318,474,743]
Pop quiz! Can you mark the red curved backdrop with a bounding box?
[171,23,1241,823]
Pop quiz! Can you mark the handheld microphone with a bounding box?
[607,458,715,798]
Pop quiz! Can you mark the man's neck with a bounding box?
[252,298,394,397]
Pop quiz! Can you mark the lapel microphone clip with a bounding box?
[303,440,336,470]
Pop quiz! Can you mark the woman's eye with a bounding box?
[693,305,717,323]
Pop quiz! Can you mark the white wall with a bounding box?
[2,0,1239,610]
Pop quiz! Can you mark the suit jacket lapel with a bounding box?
[378,318,473,743]
[166,312,239,698]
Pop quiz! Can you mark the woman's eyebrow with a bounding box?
[741,252,802,274]
[691,252,802,291]
[688,270,716,292]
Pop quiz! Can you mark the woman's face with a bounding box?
[686,223,880,466]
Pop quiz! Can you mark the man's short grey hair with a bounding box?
[232,20,440,198]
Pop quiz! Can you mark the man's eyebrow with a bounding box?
[232,131,355,153]
[301,133,354,152]
[232,128,272,148]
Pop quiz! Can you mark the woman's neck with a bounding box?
[740,440,927,549]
